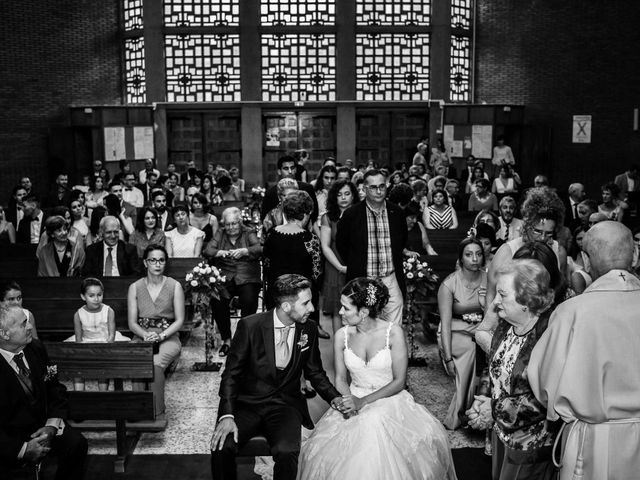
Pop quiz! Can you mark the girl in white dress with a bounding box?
[66,277,129,390]
[298,278,457,480]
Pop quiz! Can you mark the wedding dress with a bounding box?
[297,324,457,480]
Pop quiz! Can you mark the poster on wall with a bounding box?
[572,115,592,143]
[104,127,126,162]
[133,126,155,159]
[472,125,493,159]
[449,140,463,158]
[266,127,280,147]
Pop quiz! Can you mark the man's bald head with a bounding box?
[583,221,633,279]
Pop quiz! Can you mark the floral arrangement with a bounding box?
[402,257,439,290]
[44,365,58,382]
[251,186,266,198]
[184,262,228,320]
[462,313,483,324]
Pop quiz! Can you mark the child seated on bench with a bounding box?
[66,277,129,390]
[0,280,39,338]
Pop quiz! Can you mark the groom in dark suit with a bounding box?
[210,274,341,480]
[0,305,87,479]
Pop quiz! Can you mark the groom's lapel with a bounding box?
[261,314,277,380]
[287,322,305,378]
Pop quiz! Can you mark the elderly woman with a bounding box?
[262,177,299,234]
[165,205,205,257]
[36,215,85,277]
[128,207,166,257]
[487,186,567,305]
[127,244,184,417]
[203,207,262,356]
[437,237,487,429]
[466,259,558,480]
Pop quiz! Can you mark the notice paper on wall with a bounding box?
[104,127,126,162]
[134,126,155,159]
[449,140,463,158]
[471,125,493,159]
[572,115,592,143]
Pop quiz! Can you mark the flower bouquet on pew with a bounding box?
[185,262,228,370]
[402,257,439,294]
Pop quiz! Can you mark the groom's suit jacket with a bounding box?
[0,340,69,467]
[217,310,340,430]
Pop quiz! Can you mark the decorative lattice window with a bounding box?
[124,0,144,31]
[164,0,239,26]
[356,0,430,26]
[450,35,471,102]
[124,37,146,104]
[451,0,472,29]
[260,0,335,26]
[165,34,241,102]
[261,34,336,102]
[356,33,430,101]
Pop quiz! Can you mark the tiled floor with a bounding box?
[84,314,482,463]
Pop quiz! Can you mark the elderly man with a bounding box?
[495,196,523,243]
[336,169,408,325]
[81,216,141,277]
[564,183,585,228]
[0,305,87,479]
[528,221,640,480]
[412,142,428,168]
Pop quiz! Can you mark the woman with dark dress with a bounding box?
[189,192,219,244]
[404,202,437,256]
[36,215,85,277]
[128,207,166,257]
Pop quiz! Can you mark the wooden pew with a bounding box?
[46,342,164,473]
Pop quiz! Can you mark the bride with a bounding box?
[298,278,457,479]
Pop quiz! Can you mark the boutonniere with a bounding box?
[44,365,58,382]
[297,333,308,349]
[65,251,71,259]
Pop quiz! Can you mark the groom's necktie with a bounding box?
[13,352,33,392]
[275,326,292,370]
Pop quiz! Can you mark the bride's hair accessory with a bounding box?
[365,284,377,308]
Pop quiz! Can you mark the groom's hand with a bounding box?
[210,418,238,451]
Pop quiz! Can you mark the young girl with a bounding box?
[0,281,38,338]
[67,277,129,390]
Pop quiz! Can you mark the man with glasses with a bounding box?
[81,216,141,277]
[261,155,319,223]
[336,169,408,325]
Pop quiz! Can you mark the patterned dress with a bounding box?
[427,205,454,229]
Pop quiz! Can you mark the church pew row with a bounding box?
[46,342,162,473]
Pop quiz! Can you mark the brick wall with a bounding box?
[0,0,121,199]
[475,0,640,196]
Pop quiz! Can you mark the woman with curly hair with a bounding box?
[313,164,338,229]
[486,186,567,305]
[598,181,627,222]
[320,180,359,333]
[298,277,457,480]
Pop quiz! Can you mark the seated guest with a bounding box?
[127,244,184,418]
[108,182,137,228]
[6,185,27,229]
[495,196,524,243]
[129,207,166,257]
[468,178,499,212]
[387,183,414,209]
[16,194,44,245]
[168,173,185,204]
[138,158,160,185]
[165,205,204,257]
[82,216,141,277]
[122,172,144,208]
[567,226,592,295]
[141,172,159,206]
[215,175,241,203]
[203,207,262,356]
[43,173,71,209]
[564,182,586,229]
[37,216,85,277]
[0,205,16,245]
[152,190,175,231]
[1,280,38,338]
[157,175,176,207]
[336,166,352,183]
[69,197,90,247]
[427,169,448,198]
[474,222,497,270]
[405,202,437,256]
[229,166,245,192]
[85,175,108,209]
[104,193,134,238]
[200,175,215,204]
[491,164,520,195]
[189,192,219,244]
[466,259,558,480]
[533,174,549,188]
[111,159,131,186]
[465,164,489,194]
[598,181,626,222]
[185,186,199,208]
[410,178,429,213]
[424,189,459,230]
[473,209,500,232]
[263,178,299,234]
[445,179,462,209]
[86,206,106,246]
[0,305,87,479]
[576,198,598,231]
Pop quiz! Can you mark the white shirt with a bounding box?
[139,168,160,185]
[160,211,170,230]
[627,174,635,192]
[122,186,144,208]
[103,242,120,276]
[496,217,524,241]
[27,211,44,244]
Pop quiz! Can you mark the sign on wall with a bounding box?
[443,124,493,159]
[572,115,592,143]
[104,126,155,161]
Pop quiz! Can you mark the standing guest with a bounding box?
[336,166,352,183]
[336,169,408,325]
[491,135,515,171]
[201,175,216,204]
[475,223,497,269]
[404,202,437,256]
[190,192,219,244]
[445,179,462,209]
[128,245,184,418]
[108,183,138,228]
[1,280,39,339]
[128,207,166,257]
[165,205,204,257]
[469,178,499,212]
[86,176,108,209]
[6,186,27,229]
[437,237,486,429]
[111,160,132,186]
[261,155,319,224]
[613,164,639,201]
[0,206,16,245]
[98,167,111,185]
[184,186,199,209]
[20,176,35,198]
[122,172,144,208]
[0,305,87,479]
[203,207,262,357]
[141,172,159,206]
[104,194,134,238]
[168,173,185,204]
[564,183,586,228]
[598,182,626,222]
[138,158,160,185]
[466,259,558,480]
[424,189,459,230]
[412,142,429,168]
[387,183,414,209]
[410,179,429,213]
[43,173,71,209]
[263,178,299,235]
[152,191,175,231]
[567,226,592,295]
[320,180,359,333]
[180,159,197,186]
[496,196,524,243]
[528,221,640,480]
[294,149,309,182]
[16,195,44,245]
[229,167,245,192]
[157,175,176,207]
[576,199,598,231]
[533,175,549,188]
[37,216,85,277]
[91,159,103,180]
[473,209,500,233]
[459,155,478,185]
[430,138,452,175]
[491,165,520,196]
[69,198,90,247]
[313,165,338,229]
[82,216,141,277]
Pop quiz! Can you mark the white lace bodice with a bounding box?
[342,324,393,394]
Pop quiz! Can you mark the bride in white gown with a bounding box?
[298,278,457,480]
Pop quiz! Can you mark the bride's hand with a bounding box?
[341,395,364,414]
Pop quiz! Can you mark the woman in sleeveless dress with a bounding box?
[298,278,457,480]
[128,244,185,418]
[423,188,458,230]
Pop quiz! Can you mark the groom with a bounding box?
[210,274,342,480]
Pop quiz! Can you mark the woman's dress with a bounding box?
[426,205,454,229]
[166,227,205,257]
[298,324,457,480]
[65,305,129,342]
[437,269,487,429]
[321,215,345,315]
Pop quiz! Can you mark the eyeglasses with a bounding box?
[145,258,166,265]
[530,227,554,238]
[365,184,387,192]
[225,221,241,227]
